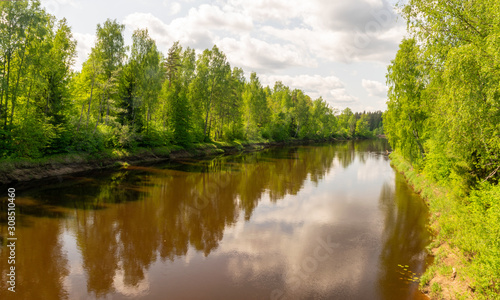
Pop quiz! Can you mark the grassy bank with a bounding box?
[0,138,347,185]
[390,152,500,299]
[0,140,259,185]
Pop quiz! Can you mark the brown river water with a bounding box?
[0,140,431,300]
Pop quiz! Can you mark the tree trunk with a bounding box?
[86,72,95,128]
[106,97,110,125]
[146,106,150,134]
[45,84,50,115]
[10,22,31,128]
[408,114,425,159]
[203,77,217,137]
[26,78,33,111]
[132,104,135,127]
[4,53,11,128]
[76,103,85,133]
[0,59,6,127]
[94,95,104,134]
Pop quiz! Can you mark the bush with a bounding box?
[116,125,138,148]
[0,129,13,157]
[457,184,500,296]
[138,127,169,147]
[70,127,106,153]
[423,139,453,184]
[268,123,290,142]
[46,125,74,154]
[11,118,57,158]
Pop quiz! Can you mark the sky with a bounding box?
[40,0,408,112]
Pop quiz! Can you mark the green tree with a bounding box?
[242,72,269,139]
[291,89,311,138]
[94,19,126,127]
[384,38,427,164]
[355,114,370,137]
[162,42,191,146]
[310,97,335,138]
[189,45,231,141]
[129,28,163,137]
[267,81,292,141]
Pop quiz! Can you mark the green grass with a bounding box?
[431,282,442,294]
[419,265,434,286]
[390,152,500,299]
[0,152,91,172]
[0,144,184,174]
[0,141,269,178]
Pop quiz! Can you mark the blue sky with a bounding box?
[41,0,407,112]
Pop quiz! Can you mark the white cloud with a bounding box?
[214,167,386,298]
[226,0,301,23]
[217,35,316,72]
[361,79,388,98]
[260,26,349,63]
[56,0,406,111]
[72,32,95,71]
[163,1,182,15]
[226,0,403,64]
[123,13,178,50]
[301,0,394,32]
[184,4,253,32]
[41,0,81,15]
[113,269,150,297]
[123,4,253,52]
[170,2,182,15]
[260,22,404,64]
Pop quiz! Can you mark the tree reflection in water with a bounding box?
[0,139,430,299]
[377,172,431,300]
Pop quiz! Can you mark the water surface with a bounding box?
[0,140,431,299]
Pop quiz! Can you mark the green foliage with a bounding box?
[0,2,384,163]
[129,28,163,134]
[456,184,500,296]
[0,129,13,157]
[384,0,500,293]
[71,128,106,153]
[431,282,442,294]
[11,116,57,158]
[422,139,452,184]
[384,38,427,166]
[162,42,192,147]
[46,124,73,154]
[355,114,371,137]
[243,72,269,139]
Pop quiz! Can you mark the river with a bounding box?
[0,140,431,300]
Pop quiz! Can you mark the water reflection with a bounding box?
[0,140,430,299]
[377,173,431,299]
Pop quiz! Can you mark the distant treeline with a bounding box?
[0,0,383,159]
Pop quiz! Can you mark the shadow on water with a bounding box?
[0,139,429,300]
[377,172,432,299]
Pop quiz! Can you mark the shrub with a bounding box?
[11,118,57,158]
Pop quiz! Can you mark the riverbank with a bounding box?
[389,152,500,299]
[0,138,351,185]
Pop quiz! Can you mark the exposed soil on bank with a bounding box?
[0,138,349,185]
[389,153,475,300]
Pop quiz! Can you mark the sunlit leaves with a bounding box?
[388,1,500,296]
[385,38,427,166]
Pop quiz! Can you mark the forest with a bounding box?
[0,0,383,160]
[384,0,500,298]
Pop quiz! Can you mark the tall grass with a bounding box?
[390,152,500,299]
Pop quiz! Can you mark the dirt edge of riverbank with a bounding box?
[0,138,359,185]
[389,152,473,300]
